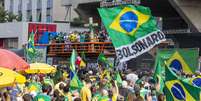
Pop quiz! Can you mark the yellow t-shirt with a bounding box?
[112,94,118,101]
[80,86,91,101]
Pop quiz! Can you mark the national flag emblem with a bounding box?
[98,5,165,62]
[167,51,192,74]
[164,62,201,101]
[165,80,195,100]
[110,7,150,36]
[191,77,201,87]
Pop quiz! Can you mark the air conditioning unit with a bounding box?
[61,0,72,6]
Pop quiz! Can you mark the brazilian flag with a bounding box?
[190,76,201,88]
[164,64,201,101]
[69,73,83,91]
[98,5,165,62]
[26,30,36,62]
[155,48,199,74]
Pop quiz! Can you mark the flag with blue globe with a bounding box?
[98,5,166,62]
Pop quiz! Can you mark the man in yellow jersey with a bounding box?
[80,79,92,101]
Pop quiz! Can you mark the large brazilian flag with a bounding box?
[155,48,199,74]
[164,64,201,101]
[98,5,165,62]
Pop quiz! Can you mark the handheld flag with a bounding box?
[164,64,201,101]
[27,30,36,62]
[167,51,193,74]
[153,60,164,93]
[70,49,77,72]
[115,72,123,86]
[98,53,113,68]
[70,73,83,90]
[190,76,201,87]
[155,48,199,74]
[98,5,165,62]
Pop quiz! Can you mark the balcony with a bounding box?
[35,42,115,57]
[100,0,140,7]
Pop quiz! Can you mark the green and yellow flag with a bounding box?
[69,73,83,90]
[70,49,77,72]
[155,48,199,74]
[153,60,164,93]
[164,64,201,101]
[27,30,36,62]
[98,5,165,62]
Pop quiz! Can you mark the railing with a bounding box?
[100,0,140,7]
[35,42,115,57]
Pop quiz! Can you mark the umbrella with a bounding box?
[0,67,26,88]
[0,49,29,71]
[25,63,56,74]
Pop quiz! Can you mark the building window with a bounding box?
[3,38,18,49]
[9,0,14,13]
[37,0,42,10]
[47,0,53,8]
[37,10,41,22]
[18,0,22,12]
[27,11,32,21]
[47,15,52,22]
[46,8,52,22]
[27,0,32,11]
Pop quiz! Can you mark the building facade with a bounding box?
[0,22,69,49]
[4,0,68,22]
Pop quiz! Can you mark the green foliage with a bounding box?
[71,17,85,27]
[55,32,65,42]
[0,7,22,22]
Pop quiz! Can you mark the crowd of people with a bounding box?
[0,62,166,101]
[50,30,110,44]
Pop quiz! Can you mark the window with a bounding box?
[37,0,42,9]
[9,0,14,13]
[27,11,32,21]
[37,10,41,22]
[47,15,52,22]
[47,0,53,8]
[3,38,18,49]
[27,0,32,11]
[46,8,52,22]
[18,0,22,12]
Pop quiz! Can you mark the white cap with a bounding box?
[122,81,128,88]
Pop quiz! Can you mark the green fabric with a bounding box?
[153,60,164,93]
[155,48,199,74]
[98,5,157,48]
[69,73,83,91]
[26,31,36,62]
[165,64,178,81]
[70,49,77,72]
[115,72,123,86]
[33,94,51,101]
[98,53,108,63]
[164,65,201,100]
[98,53,112,68]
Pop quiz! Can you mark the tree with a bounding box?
[0,7,21,22]
[0,7,8,22]
[7,12,18,22]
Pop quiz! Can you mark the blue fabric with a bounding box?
[39,32,49,44]
[49,32,58,39]
[70,71,74,80]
